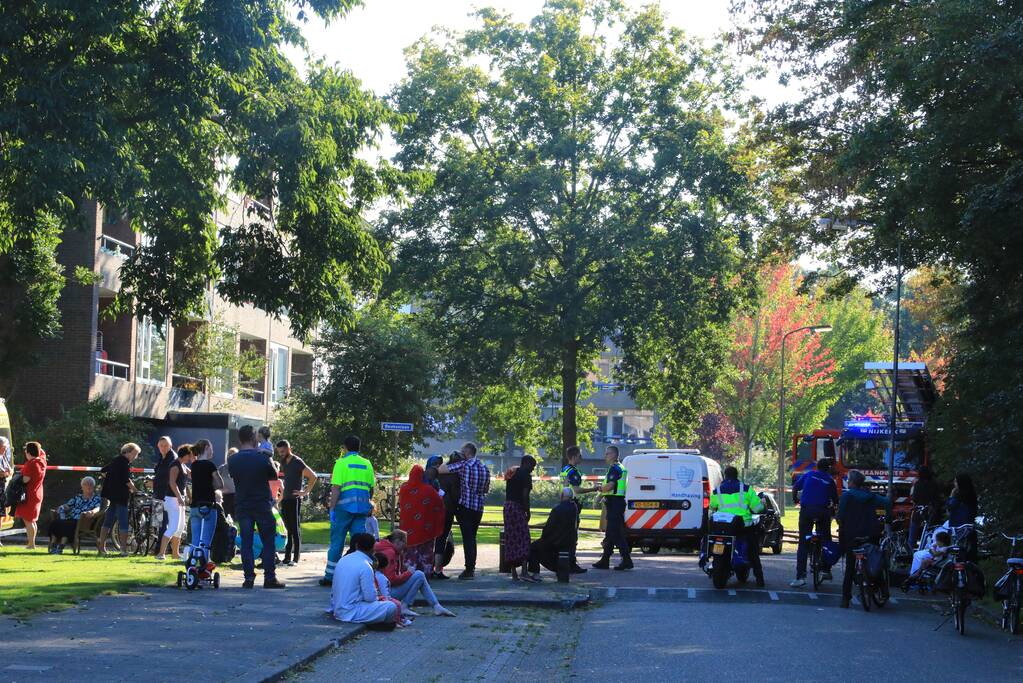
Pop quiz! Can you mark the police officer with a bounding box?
[709,465,766,587]
[592,446,633,571]
[560,445,600,573]
[319,435,375,586]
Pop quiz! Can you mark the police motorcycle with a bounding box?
[703,511,753,589]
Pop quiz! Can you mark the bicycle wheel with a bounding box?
[872,570,890,608]
[811,545,824,591]
[1008,584,1020,635]
[954,590,967,635]
[859,578,871,612]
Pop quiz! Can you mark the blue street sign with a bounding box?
[381,422,414,432]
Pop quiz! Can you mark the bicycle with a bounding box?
[998,532,1023,635]
[850,535,889,612]
[946,523,976,636]
[806,531,825,590]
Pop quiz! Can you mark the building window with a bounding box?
[136,317,168,384]
[269,344,289,403]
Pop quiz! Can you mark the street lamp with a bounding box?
[819,216,904,503]
[777,324,833,515]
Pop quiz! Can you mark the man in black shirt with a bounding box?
[98,443,140,555]
[228,425,285,589]
[276,440,317,566]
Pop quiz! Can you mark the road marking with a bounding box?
[5,665,52,672]
[769,591,779,601]
[808,592,819,600]
[647,588,657,596]
[687,588,696,599]
[607,587,617,598]
[728,589,737,596]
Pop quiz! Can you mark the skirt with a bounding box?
[404,541,435,574]
[503,500,530,564]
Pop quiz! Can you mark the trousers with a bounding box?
[281,497,302,562]
[601,496,630,560]
[389,569,440,608]
[237,508,277,582]
[324,508,366,581]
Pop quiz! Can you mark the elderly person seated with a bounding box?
[375,529,456,617]
[48,476,102,554]
[327,533,399,626]
[522,488,579,583]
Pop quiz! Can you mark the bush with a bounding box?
[485,478,600,509]
[18,399,152,467]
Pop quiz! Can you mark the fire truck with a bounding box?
[791,362,937,518]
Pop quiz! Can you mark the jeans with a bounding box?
[189,506,218,563]
[281,497,302,562]
[796,508,832,579]
[388,569,439,608]
[601,496,630,560]
[455,505,483,572]
[102,502,130,532]
[237,508,277,582]
[324,508,366,580]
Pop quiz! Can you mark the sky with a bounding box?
[288,0,792,104]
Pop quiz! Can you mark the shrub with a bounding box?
[19,399,152,467]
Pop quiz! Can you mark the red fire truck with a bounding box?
[791,362,937,518]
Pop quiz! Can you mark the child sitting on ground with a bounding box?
[374,552,411,628]
[909,529,952,579]
[365,500,380,541]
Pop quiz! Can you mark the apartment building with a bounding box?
[11,198,317,459]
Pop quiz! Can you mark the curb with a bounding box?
[259,593,592,682]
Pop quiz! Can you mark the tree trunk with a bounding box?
[560,339,578,466]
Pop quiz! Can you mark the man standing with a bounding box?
[228,425,285,589]
[319,435,375,586]
[524,487,579,581]
[276,439,317,566]
[836,470,892,608]
[790,457,839,587]
[151,435,175,554]
[709,465,766,587]
[437,442,490,580]
[593,446,632,571]
[560,446,598,573]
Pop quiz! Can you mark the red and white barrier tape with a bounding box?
[46,465,155,474]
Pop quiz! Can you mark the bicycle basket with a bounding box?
[993,569,1013,601]
[865,544,887,581]
[934,563,955,593]
[965,562,986,598]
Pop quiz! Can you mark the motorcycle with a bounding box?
[705,512,752,589]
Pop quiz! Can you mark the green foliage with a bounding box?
[175,313,266,394]
[272,306,444,473]
[735,0,1023,530]
[17,399,152,468]
[385,0,760,455]
[0,0,402,390]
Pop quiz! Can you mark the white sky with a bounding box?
[289,0,792,105]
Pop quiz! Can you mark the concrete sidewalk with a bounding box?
[1,546,585,683]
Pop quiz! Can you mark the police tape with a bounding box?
[46,465,155,474]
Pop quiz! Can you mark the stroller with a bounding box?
[177,506,221,591]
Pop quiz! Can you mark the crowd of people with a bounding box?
[1,428,987,623]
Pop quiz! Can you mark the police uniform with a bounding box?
[322,451,375,583]
[709,477,765,586]
[560,463,586,570]
[594,461,632,568]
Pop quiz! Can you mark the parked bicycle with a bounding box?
[943,523,978,636]
[849,535,889,611]
[995,532,1023,635]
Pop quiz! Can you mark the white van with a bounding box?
[621,449,723,553]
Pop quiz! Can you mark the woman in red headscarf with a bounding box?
[398,464,446,573]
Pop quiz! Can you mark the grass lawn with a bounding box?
[0,548,179,618]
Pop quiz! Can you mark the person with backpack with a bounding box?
[836,470,892,608]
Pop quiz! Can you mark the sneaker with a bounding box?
[56,544,65,555]
[433,605,456,617]
[789,578,806,588]
[263,579,286,589]
[457,570,475,580]
[242,580,254,589]
[399,617,414,627]
[430,572,449,581]
[47,546,57,554]
[571,565,588,574]
[591,559,611,570]
[155,554,166,561]
[318,578,333,587]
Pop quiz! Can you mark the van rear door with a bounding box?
[668,455,706,531]
[625,454,686,532]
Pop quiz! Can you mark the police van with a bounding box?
[622,449,722,554]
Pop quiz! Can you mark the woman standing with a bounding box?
[156,444,195,560]
[187,440,223,563]
[398,464,446,574]
[15,441,47,549]
[97,443,140,555]
[48,476,102,553]
[503,455,536,581]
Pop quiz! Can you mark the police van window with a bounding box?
[796,440,813,462]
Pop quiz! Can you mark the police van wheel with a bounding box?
[641,545,660,555]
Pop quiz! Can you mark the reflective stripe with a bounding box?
[348,463,368,470]
[338,481,372,489]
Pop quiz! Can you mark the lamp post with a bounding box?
[777,324,833,515]
[817,217,904,503]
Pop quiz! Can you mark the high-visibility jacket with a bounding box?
[709,479,764,526]
[331,451,375,514]
[604,462,627,497]
[560,464,582,488]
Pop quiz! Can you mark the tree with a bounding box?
[18,399,152,468]
[692,412,739,462]
[900,267,964,390]
[735,0,1023,528]
[174,313,265,399]
[274,306,444,474]
[385,0,759,461]
[716,264,835,474]
[0,1,403,392]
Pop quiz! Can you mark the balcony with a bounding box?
[96,358,130,381]
[99,234,135,259]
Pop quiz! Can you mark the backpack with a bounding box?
[211,514,237,564]
[864,543,887,581]
[3,473,25,516]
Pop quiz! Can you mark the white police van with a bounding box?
[622,449,722,554]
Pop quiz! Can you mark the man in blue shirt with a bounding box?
[790,457,839,587]
[228,425,285,589]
